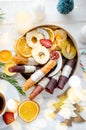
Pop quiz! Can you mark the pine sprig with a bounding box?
[0,72,26,96]
[0,63,4,67]
[0,9,5,21]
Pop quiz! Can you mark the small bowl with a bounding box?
[24,24,79,75]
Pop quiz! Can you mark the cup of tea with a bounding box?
[0,92,6,117]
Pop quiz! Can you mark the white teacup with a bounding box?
[0,92,6,117]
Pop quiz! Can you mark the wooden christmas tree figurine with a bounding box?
[57,0,74,14]
[49,76,86,126]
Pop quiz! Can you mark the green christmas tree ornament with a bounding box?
[57,0,74,14]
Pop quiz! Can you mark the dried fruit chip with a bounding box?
[50,50,60,60]
[12,54,28,65]
[18,100,40,122]
[52,29,67,50]
[4,61,16,76]
[44,27,54,42]
[16,37,32,58]
[54,29,67,41]
[26,30,44,48]
[62,39,76,59]
[0,50,12,63]
[32,46,50,64]
[40,39,52,48]
[3,112,14,125]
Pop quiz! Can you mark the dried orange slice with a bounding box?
[4,61,16,76]
[0,50,12,63]
[16,37,32,58]
[18,100,40,122]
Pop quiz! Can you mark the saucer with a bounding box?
[0,79,20,129]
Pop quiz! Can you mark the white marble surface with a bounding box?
[0,0,86,130]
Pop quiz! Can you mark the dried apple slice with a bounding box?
[32,46,50,64]
[37,28,49,39]
[26,30,44,48]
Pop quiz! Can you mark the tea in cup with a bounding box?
[0,92,6,117]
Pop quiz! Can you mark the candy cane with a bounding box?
[80,51,86,72]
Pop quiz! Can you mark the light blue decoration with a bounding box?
[55,114,65,122]
[57,0,74,14]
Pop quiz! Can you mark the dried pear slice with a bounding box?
[44,27,54,42]
[54,29,67,41]
[62,39,76,59]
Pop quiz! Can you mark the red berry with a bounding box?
[3,112,14,125]
[40,39,52,48]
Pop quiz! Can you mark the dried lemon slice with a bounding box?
[18,100,40,122]
[3,61,16,76]
[16,37,32,58]
[0,50,12,63]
